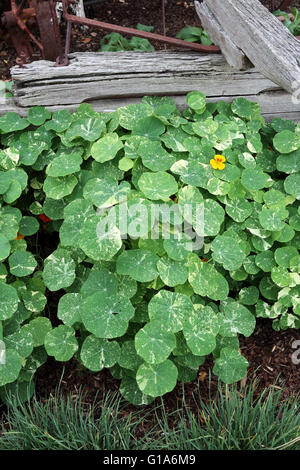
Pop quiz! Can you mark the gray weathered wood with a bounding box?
[195,1,250,70]
[12,51,280,107]
[203,0,300,93]
[1,89,299,121]
[5,50,299,121]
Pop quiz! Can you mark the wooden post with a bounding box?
[195,0,300,93]
[195,1,250,70]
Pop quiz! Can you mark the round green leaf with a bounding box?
[259,207,286,231]
[118,157,134,171]
[81,268,118,298]
[0,283,18,320]
[161,127,188,152]
[273,130,298,154]
[284,173,300,199]
[163,233,193,262]
[120,376,154,405]
[136,360,178,397]
[118,103,153,130]
[211,234,246,270]
[238,286,259,305]
[91,133,123,163]
[116,249,159,282]
[225,198,253,223]
[231,98,252,119]
[19,216,39,236]
[21,290,46,313]
[132,116,165,140]
[135,320,176,364]
[79,216,122,261]
[81,292,134,338]
[241,168,270,190]
[188,257,229,301]
[46,149,82,177]
[157,256,188,287]
[276,150,300,174]
[275,246,298,268]
[255,251,276,272]
[28,106,51,126]
[186,91,206,112]
[204,199,225,236]
[5,329,33,358]
[138,139,175,171]
[80,335,120,371]
[43,248,76,291]
[9,251,37,277]
[60,199,95,247]
[171,159,212,188]
[183,306,220,355]
[0,349,22,386]
[271,266,294,287]
[213,348,248,384]
[0,234,10,261]
[44,175,78,200]
[44,325,78,362]
[65,117,106,142]
[0,113,29,133]
[219,301,256,338]
[57,293,82,326]
[44,110,73,132]
[138,171,178,200]
[148,290,194,332]
[22,317,52,347]
[83,177,130,209]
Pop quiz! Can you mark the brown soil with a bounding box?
[0,0,299,425]
[34,318,300,420]
[1,0,300,79]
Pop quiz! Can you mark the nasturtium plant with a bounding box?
[0,92,299,405]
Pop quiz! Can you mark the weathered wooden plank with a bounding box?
[1,90,299,121]
[11,51,280,107]
[195,1,250,70]
[203,0,300,93]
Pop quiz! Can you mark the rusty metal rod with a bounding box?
[64,12,220,52]
[162,0,166,37]
[65,20,72,55]
[1,8,35,27]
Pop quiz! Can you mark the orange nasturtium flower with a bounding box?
[39,213,51,223]
[14,232,24,240]
[210,154,226,170]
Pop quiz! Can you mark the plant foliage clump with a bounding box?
[0,92,299,404]
[274,7,300,36]
[176,26,213,45]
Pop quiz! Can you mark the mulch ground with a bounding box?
[0,0,299,426]
[1,0,300,79]
[34,318,300,422]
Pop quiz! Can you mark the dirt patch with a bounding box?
[34,318,300,421]
[1,0,300,79]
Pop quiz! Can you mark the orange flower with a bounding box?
[39,214,51,223]
[14,232,24,240]
[210,154,226,170]
[201,258,208,262]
